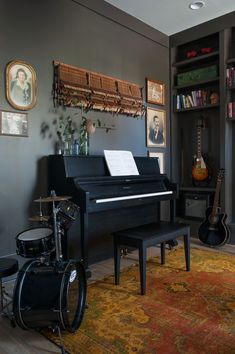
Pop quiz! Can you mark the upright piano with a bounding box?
[48,155,178,274]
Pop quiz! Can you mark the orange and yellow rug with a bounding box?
[44,246,235,354]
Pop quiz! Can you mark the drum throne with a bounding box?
[0,258,18,319]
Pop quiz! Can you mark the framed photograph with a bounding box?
[146,107,166,147]
[148,151,164,173]
[0,110,28,137]
[6,60,37,110]
[146,78,165,105]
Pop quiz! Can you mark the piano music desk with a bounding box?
[113,222,190,295]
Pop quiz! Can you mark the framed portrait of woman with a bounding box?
[146,107,166,148]
[6,60,37,111]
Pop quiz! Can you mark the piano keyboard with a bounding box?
[96,191,173,203]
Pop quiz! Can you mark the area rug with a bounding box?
[44,247,235,354]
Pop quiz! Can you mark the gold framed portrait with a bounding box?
[146,107,166,148]
[6,60,37,111]
[146,78,165,105]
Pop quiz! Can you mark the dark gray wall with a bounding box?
[0,0,169,256]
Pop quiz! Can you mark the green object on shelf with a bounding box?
[177,65,217,85]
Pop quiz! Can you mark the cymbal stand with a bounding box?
[52,200,63,261]
[39,197,42,218]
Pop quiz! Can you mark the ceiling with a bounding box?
[104,0,235,35]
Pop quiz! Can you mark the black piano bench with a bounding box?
[113,221,190,295]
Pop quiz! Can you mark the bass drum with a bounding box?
[13,259,86,332]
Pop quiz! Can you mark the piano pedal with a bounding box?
[167,239,178,250]
[121,248,129,257]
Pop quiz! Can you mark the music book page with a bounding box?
[104,150,139,176]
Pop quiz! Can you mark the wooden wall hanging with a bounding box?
[53,61,145,117]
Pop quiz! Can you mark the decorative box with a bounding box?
[177,65,217,86]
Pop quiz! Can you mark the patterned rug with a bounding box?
[44,247,235,354]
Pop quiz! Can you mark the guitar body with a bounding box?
[192,156,209,182]
[198,206,230,247]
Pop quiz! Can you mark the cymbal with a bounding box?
[28,215,50,222]
[34,196,72,203]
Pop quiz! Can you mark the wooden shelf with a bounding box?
[180,187,216,192]
[174,103,219,113]
[227,84,235,90]
[227,57,235,64]
[174,77,220,90]
[173,51,219,68]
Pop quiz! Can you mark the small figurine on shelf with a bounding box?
[210,92,219,105]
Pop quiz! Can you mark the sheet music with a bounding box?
[104,150,139,176]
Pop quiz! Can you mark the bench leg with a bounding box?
[114,238,121,285]
[160,242,165,265]
[184,233,190,271]
[139,245,146,295]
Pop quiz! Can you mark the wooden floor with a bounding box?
[0,239,234,354]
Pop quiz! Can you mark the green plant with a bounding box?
[57,115,76,139]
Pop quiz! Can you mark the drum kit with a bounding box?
[12,192,87,354]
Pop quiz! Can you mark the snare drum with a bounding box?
[16,227,54,258]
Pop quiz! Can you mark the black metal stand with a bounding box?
[51,324,67,354]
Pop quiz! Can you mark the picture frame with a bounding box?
[146,78,165,105]
[0,110,28,137]
[148,151,165,173]
[6,60,37,110]
[146,107,166,147]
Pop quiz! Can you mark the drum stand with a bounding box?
[51,198,68,354]
[52,200,63,262]
[51,324,67,354]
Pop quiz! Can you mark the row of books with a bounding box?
[226,67,235,88]
[175,90,217,110]
[227,101,235,118]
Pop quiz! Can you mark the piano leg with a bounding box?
[114,240,121,286]
[81,211,89,275]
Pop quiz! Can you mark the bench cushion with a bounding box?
[113,221,190,247]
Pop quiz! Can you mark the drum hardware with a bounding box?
[51,324,67,354]
[28,215,49,222]
[34,195,72,203]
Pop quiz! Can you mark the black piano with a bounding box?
[49,155,178,275]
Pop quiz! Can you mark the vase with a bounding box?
[79,133,89,155]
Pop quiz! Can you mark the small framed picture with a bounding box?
[0,110,28,137]
[146,107,166,147]
[146,78,165,105]
[148,151,164,173]
[6,60,37,110]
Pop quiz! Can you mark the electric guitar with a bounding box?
[192,119,209,184]
[198,169,230,247]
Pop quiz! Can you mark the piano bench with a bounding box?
[113,221,190,295]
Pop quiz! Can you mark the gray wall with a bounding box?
[0,0,169,256]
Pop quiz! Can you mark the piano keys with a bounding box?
[48,155,178,276]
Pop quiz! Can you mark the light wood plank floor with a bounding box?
[0,239,234,354]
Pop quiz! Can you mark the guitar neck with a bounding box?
[211,174,224,217]
[197,125,202,158]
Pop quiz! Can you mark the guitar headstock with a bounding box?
[217,168,225,182]
[196,116,205,129]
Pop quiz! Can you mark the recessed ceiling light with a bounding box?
[189,1,205,10]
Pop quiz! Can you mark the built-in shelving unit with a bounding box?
[171,33,221,225]
[171,27,235,243]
